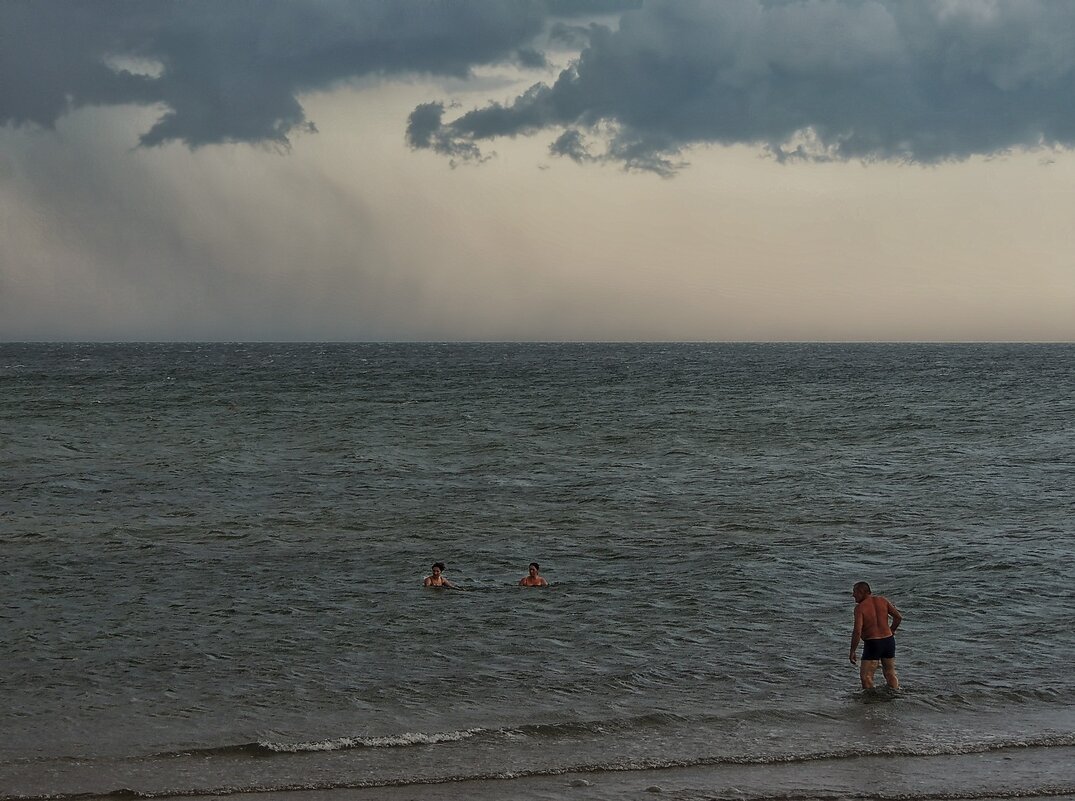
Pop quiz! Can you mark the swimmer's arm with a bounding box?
[423,577,432,586]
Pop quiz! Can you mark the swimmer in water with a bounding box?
[423,562,458,589]
[849,581,902,689]
[518,562,548,587]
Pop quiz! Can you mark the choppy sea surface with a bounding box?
[1,343,1073,801]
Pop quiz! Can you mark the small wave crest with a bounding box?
[7,734,1074,801]
[151,712,686,760]
[255,728,485,753]
[156,728,487,758]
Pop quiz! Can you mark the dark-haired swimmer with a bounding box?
[849,581,902,689]
[423,562,458,589]
[519,562,548,587]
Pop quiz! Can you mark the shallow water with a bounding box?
[2,343,1073,800]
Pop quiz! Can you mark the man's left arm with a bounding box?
[888,600,902,633]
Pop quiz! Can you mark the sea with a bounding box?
[1,342,1073,801]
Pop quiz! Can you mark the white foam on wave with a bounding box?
[258,728,486,753]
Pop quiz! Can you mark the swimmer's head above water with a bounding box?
[520,562,548,587]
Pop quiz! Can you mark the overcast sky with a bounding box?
[2,0,1074,341]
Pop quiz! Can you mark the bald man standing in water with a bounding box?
[849,581,902,690]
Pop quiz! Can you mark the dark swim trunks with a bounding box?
[861,636,896,661]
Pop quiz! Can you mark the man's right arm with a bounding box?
[849,607,863,663]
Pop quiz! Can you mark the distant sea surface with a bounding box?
[2,343,1073,801]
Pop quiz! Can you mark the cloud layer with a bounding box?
[9,0,1074,171]
[408,0,1075,173]
[6,0,1075,173]
[1,0,627,148]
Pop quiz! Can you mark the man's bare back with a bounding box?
[856,594,897,640]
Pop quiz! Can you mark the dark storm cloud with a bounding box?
[406,102,485,163]
[548,129,593,163]
[0,0,636,148]
[409,0,1075,173]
